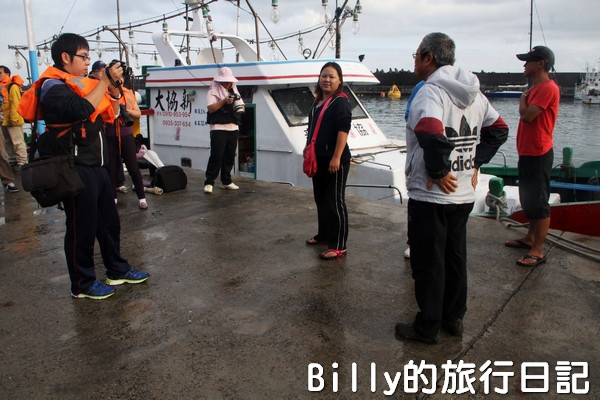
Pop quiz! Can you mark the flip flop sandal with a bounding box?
[306,237,327,246]
[505,239,532,249]
[516,254,546,267]
[319,249,347,260]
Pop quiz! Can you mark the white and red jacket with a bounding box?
[405,65,509,204]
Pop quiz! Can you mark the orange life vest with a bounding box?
[1,75,24,100]
[17,66,115,123]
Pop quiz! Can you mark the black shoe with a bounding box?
[394,323,438,344]
[442,318,464,336]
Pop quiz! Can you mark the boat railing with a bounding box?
[345,184,404,204]
[351,156,394,170]
[256,148,293,154]
[493,151,508,167]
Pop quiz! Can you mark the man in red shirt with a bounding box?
[505,46,560,267]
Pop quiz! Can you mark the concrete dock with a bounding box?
[1,168,599,399]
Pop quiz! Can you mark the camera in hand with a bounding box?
[229,94,244,114]
[105,60,133,87]
[119,104,134,127]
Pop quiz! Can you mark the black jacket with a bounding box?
[307,95,352,162]
[39,80,108,167]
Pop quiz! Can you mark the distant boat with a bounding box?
[387,84,401,99]
[484,84,528,98]
[576,60,600,104]
[582,88,600,105]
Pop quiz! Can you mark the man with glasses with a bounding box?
[396,32,508,344]
[18,33,149,299]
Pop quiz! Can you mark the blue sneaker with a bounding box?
[106,269,150,286]
[72,281,115,300]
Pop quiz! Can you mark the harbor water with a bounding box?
[361,95,600,167]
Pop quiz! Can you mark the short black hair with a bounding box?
[51,33,89,68]
[0,65,11,76]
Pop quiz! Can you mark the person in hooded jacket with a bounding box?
[395,33,509,344]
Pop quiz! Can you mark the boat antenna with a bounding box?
[57,0,77,37]
[528,0,533,50]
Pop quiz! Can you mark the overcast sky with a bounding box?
[2,0,599,80]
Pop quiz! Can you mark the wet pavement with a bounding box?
[1,167,599,399]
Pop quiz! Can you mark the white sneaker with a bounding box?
[220,183,239,190]
[116,185,129,194]
[403,247,410,259]
[4,182,19,193]
[204,184,213,194]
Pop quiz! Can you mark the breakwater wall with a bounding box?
[353,84,577,98]
[366,71,582,98]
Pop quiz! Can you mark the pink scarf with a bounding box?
[208,81,240,98]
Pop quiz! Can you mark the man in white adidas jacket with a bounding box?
[395,33,509,344]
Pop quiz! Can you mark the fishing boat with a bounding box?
[576,61,600,104]
[582,88,600,105]
[478,147,600,236]
[387,84,401,99]
[144,27,409,204]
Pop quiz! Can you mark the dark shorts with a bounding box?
[518,148,553,219]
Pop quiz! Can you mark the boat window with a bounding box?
[270,86,368,127]
[270,87,315,126]
[343,86,368,119]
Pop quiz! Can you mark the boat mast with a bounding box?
[529,0,533,50]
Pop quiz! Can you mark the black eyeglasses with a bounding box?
[412,51,428,59]
[73,54,91,61]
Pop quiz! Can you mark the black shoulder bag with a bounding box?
[20,99,85,208]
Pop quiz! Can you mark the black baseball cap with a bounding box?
[516,45,555,69]
[91,60,106,72]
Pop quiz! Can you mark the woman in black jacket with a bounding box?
[305,62,352,260]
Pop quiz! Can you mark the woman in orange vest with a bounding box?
[90,61,148,210]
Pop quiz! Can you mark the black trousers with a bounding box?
[407,198,474,338]
[204,130,238,186]
[311,157,350,250]
[63,165,131,295]
[106,133,146,200]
